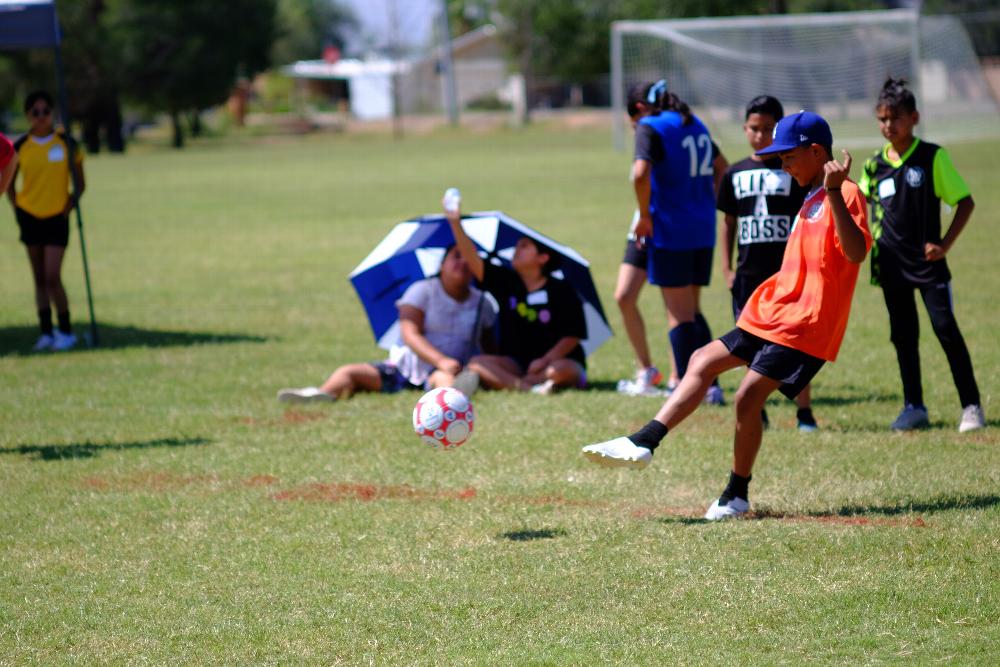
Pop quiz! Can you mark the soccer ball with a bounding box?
[412,387,474,449]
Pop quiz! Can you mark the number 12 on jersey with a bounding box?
[681,134,713,178]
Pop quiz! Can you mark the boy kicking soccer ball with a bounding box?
[582,111,871,520]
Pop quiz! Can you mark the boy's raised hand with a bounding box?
[823,149,852,190]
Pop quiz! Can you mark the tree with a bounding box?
[111,0,277,147]
[271,0,357,65]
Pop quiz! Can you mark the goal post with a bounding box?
[611,9,1000,150]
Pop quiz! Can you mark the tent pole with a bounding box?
[54,43,99,347]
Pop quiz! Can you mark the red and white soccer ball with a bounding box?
[412,387,474,449]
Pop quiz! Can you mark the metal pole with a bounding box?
[54,44,99,347]
[438,0,459,126]
[611,22,624,151]
[909,7,923,136]
[388,0,403,140]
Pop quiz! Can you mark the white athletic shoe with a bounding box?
[277,387,334,403]
[616,366,664,396]
[704,496,750,521]
[581,437,652,469]
[51,331,77,351]
[32,334,54,351]
[530,379,555,395]
[958,404,986,433]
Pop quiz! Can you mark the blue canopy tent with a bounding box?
[0,0,99,345]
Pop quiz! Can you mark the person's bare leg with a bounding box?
[732,371,782,477]
[25,245,48,311]
[428,369,458,388]
[320,363,382,399]
[43,245,69,314]
[467,355,524,390]
[794,384,811,409]
[651,340,745,429]
[525,358,582,389]
[615,263,653,370]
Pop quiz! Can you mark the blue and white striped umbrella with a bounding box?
[349,211,612,356]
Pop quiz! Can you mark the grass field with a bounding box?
[1,120,998,664]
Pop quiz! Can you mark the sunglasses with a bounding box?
[30,107,52,118]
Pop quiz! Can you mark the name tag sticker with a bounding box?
[878,178,896,199]
[48,145,65,162]
[526,290,549,306]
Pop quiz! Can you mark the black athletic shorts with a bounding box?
[16,207,70,247]
[372,361,424,393]
[622,238,647,269]
[647,246,713,288]
[719,327,825,400]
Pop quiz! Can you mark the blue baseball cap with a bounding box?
[755,111,832,156]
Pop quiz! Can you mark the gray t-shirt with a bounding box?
[388,278,497,386]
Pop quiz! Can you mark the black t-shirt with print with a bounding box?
[481,261,587,369]
[716,156,809,281]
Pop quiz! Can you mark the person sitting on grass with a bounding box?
[582,112,871,521]
[444,199,588,394]
[277,244,495,403]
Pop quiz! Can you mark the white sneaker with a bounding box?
[32,334,54,351]
[616,366,666,396]
[530,379,555,395]
[581,436,652,469]
[704,384,725,406]
[958,404,985,433]
[277,387,334,403]
[51,331,77,351]
[704,496,750,521]
[890,404,929,431]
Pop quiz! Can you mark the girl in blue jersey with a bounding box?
[632,80,726,403]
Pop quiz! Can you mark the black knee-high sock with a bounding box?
[57,310,72,334]
[694,312,713,345]
[38,308,53,335]
[628,420,668,451]
[668,322,699,378]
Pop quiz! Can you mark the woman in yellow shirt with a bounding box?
[7,91,85,352]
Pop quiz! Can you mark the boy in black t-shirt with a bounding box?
[859,78,984,433]
[717,96,816,431]
[445,202,587,393]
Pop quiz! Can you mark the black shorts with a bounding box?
[372,361,423,394]
[622,239,647,269]
[16,207,70,247]
[719,327,825,400]
[647,246,713,288]
[730,273,770,321]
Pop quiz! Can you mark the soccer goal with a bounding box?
[611,9,1000,150]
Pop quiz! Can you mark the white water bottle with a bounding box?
[443,187,461,214]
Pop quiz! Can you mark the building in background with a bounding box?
[283,25,514,121]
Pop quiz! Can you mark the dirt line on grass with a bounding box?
[77,472,930,526]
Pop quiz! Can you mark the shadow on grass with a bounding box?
[0,437,211,461]
[583,380,900,408]
[0,323,268,357]
[500,528,568,541]
[655,493,1000,525]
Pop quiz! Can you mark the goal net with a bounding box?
[611,9,1000,150]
